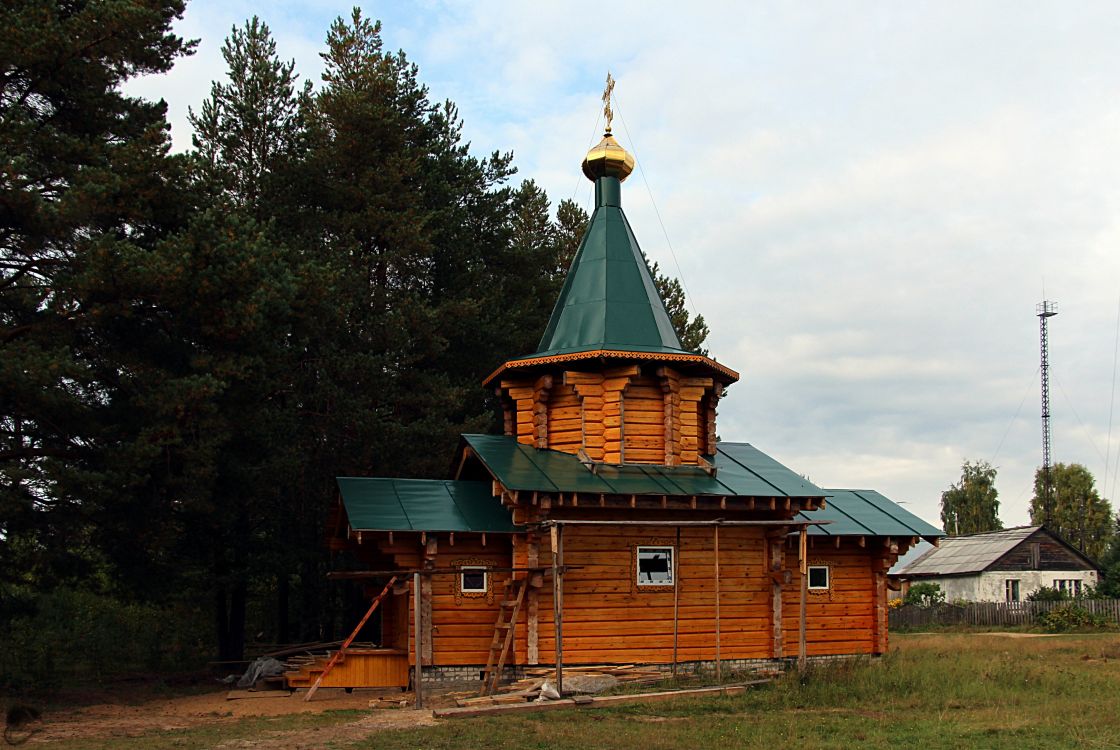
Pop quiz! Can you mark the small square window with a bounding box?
[1005,579,1020,602]
[637,546,673,586]
[461,567,487,593]
[808,566,829,590]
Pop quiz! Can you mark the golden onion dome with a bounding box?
[581,131,635,182]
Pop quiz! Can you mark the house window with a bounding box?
[1054,579,1082,597]
[808,566,830,590]
[637,546,674,586]
[1005,579,1020,602]
[460,567,487,593]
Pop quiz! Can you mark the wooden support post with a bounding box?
[413,572,423,709]
[551,524,564,695]
[421,536,437,665]
[768,532,785,659]
[672,526,680,677]
[798,526,807,670]
[872,557,888,655]
[527,534,540,664]
[714,524,721,682]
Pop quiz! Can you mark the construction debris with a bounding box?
[436,680,773,719]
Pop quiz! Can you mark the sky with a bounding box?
[128,0,1120,530]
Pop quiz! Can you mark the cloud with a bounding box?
[127,0,1120,525]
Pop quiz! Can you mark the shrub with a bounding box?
[1027,585,1068,602]
[0,588,212,690]
[904,582,945,607]
[1038,604,1109,633]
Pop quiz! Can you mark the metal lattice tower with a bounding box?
[1037,300,1058,527]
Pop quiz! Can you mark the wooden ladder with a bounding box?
[479,577,527,696]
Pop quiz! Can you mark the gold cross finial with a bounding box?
[602,72,615,133]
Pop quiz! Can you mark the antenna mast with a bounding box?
[1037,300,1058,527]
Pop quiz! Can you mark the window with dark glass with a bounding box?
[461,567,487,593]
[808,566,829,590]
[637,546,673,586]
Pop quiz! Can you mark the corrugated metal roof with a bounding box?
[895,526,1040,576]
[461,434,828,499]
[337,478,520,533]
[799,489,943,540]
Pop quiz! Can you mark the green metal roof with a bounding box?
[799,489,943,539]
[461,434,827,498]
[532,177,687,358]
[337,477,520,533]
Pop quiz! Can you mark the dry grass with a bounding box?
[351,633,1120,750]
[22,633,1120,749]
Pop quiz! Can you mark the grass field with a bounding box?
[360,633,1120,750]
[24,632,1120,749]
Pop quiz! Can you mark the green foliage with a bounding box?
[940,460,1002,536]
[0,3,718,676]
[1026,585,1069,602]
[189,16,310,212]
[648,261,710,355]
[0,587,209,689]
[1030,463,1115,560]
[903,581,946,607]
[1,0,194,589]
[1037,603,1110,632]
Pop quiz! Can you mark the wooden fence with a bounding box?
[889,598,1120,629]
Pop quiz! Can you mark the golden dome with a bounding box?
[581,132,635,182]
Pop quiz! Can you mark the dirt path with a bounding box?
[29,688,435,746]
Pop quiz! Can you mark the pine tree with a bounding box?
[1,0,193,588]
[189,17,310,214]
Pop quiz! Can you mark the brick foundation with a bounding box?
[417,654,869,685]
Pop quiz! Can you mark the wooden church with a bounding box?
[291,92,943,697]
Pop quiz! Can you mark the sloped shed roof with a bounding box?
[800,489,943,540]
[337,478,520,533]
[895,526,1039,576]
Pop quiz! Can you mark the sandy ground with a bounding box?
[27,688,437,746]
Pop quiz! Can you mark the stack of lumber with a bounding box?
[511,664,663,689]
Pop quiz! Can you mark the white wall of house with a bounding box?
[929,570,1099,602]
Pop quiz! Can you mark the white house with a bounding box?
[891,526,1099,603]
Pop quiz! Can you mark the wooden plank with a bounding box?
[433,681,770,719]
[227,690,292,700]
[304,575,398,701]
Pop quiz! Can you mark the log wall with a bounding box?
[371,530,889,669]
[499,364,722,466]
[780,545,878,656]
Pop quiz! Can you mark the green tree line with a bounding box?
[0,3,708,668]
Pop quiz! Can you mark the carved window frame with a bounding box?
[634,543,675,591]
[452,558,495,605]
[808,558,834,601]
